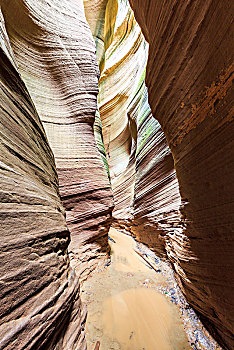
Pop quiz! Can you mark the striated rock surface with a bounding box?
[129,1,234,348]
[94,0,140,220]
[0,11,85,349]
[0,0,114,280]
[84,0,181,239]
[85,0,181,257]
[131,76,181,257]
[85,0,233,348]
[2,0,232,348]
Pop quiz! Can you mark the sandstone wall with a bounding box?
[0,11,85,349]
[84,0,181,239]
[3,0,231,348]
[131,75,181,256]
[85,0,234,347]
[129,1,234,348]
[0,0,114,280]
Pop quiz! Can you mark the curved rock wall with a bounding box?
[2,0,231,347]
[84,0,181,237]
[85,0,233,347]
[0,0,114,280]
[129,1,234,348]
[96,0,141,220]
[131,73,181,256]
[83,0,108,73]
[0,11,85,349]
[84,0,181,255]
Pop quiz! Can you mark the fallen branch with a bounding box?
[134,249,160,273]
[94,341,100,350]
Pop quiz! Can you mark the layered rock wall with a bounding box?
[129,1,234,348]
[85,0,233,348]
[2,0,232,348]
[0,0,114,280]
[0,11,85,349]
[131,75,181,256]
[84,0,181,238]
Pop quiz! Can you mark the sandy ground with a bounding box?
[81,228,192,350]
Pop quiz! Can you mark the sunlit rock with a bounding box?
[84,0,181,242]
[0,0,114,280]
[85,0,234,348]
[1,0,233,348]
[0,10,85,349]
[129,1,234,348]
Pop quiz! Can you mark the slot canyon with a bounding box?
[0,0,233,349]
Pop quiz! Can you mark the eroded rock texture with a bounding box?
[129,1,234,348]
[0,11,85,349]
[0,0,114,280]
[85,0,233,348]
[86,0,138,221]
[84,0,181,240]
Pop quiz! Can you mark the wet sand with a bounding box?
[102,288,188,350]
[82,228,192,350]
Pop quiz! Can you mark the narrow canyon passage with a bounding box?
[81,228,221,350]
[0,0,233,349]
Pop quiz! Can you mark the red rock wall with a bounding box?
[0,10,86,349]
[131,82,181,257]
[129,1,234,348]
[84,0,181,240]
[0,0,114,280]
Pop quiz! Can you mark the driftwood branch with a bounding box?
[94,341,100,350]
[134,249,160,273]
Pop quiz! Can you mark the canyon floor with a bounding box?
[81,228,222,350]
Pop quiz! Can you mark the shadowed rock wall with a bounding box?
[0,11,86,349]
[129,1,234,348]
[84,0,181,239]
[0,0,114,280]
[130,75,181,257]
[85,0,233,347]
[2,0,232,348]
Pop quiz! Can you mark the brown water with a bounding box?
[82,228,192,350]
